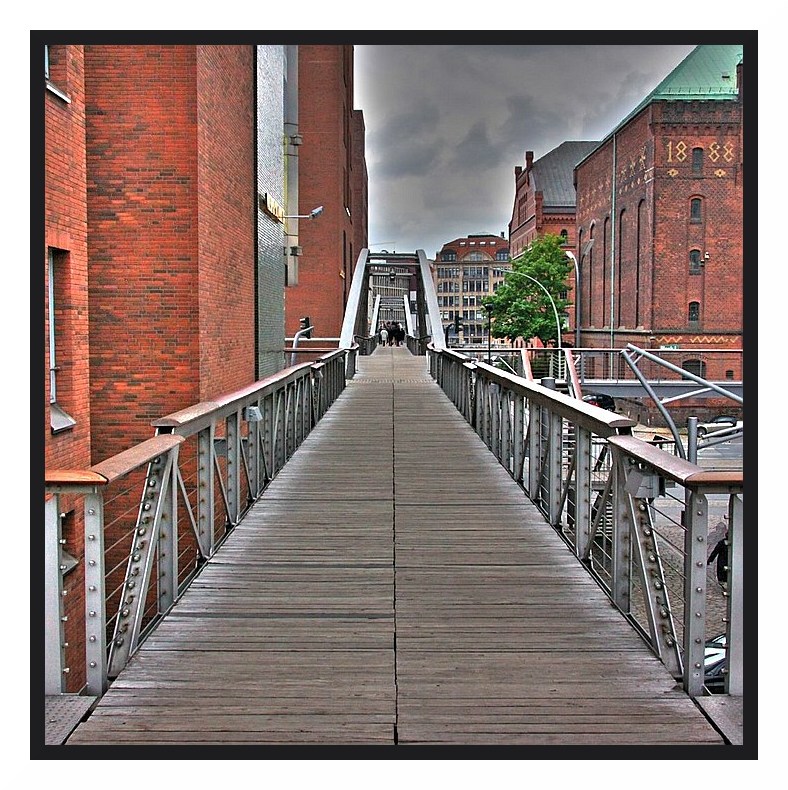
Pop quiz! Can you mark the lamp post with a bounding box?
[484,303,493,364]
[509,272,562,350]
[565,250,580,349]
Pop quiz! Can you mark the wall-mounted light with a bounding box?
[284,205,324,220]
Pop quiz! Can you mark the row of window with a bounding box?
[440,249,509,262]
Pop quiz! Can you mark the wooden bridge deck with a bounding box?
[66,347,723,748]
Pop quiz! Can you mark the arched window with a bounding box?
[466,251,484,262]
[692,147,704,173]
[683,359,706,378]
[690,198,702,223]
[688,301,700,323]
[560,228,568,240]
[689,249,702,274]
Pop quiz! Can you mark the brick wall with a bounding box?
[196,46,256,398]
[85,45,257,461]
[45,45,91,471]
[286,45,356,340]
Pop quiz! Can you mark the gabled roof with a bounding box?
[530,141,598,209]
[577,44,743,168]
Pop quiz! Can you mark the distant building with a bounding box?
[509,141,597,260]
[574,44,744,385]
[434,233,510,345]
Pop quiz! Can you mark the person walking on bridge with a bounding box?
[379,324,388,346]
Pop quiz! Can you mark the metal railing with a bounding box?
[44,350,348,697]
[430,346,743,697]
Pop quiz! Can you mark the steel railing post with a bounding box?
[84,491,108,696]
[574,426,592,558]
[727,493,743,695]
[44,495,66,694]
[610,455,632,612]
[226,411,240,525]
[158,454,179,613]
[513,395,524,484]
[197,425,215,556]
[683,490,709,696]
[547,405,563,526]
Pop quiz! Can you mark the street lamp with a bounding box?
[565,250,580,349]
[284,205,324,220]
[508,272,563,350]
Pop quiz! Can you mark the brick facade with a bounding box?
[575,90,743,380]
[84,45,256,462]
[285,45,367,339]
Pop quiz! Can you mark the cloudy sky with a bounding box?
[354,41,697,257]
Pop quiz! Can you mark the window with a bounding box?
[682,359,706,378]
[725,369,734,380]
[690,198,702,223]
[688,301,700,323]
[692,147,703,173]
[495,249,508,261]
[441,250,457,262]
[48,248,76,433]
[45,45,71,103]
[560,229,569,240]
[467,252,483,262]
[689,249,703,274]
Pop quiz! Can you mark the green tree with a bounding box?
[482,234,572,345]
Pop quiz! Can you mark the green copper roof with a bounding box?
[641,44,742,101]
[583,44,744,159]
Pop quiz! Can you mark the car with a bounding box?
[704,633,728,693]
[696,415,743,437]
[582,393,616,411]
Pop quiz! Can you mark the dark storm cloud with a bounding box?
[446,121,499,171]
[354,43,697,256]
[368,102,444,179]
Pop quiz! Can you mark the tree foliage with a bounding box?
[482,234,572,345]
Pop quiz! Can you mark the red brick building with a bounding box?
[43,43,362,692]
[284,45,368,339]
[83,45,257,462]
[574,44,744,383]
[509,141,597,260]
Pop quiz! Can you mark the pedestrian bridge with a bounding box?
[43,251,744,751]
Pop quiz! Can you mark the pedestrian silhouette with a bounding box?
[707,529,729,588]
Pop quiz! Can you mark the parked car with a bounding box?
[696,415,742,437]
[704,633,727,693]
[582,393,616,412]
